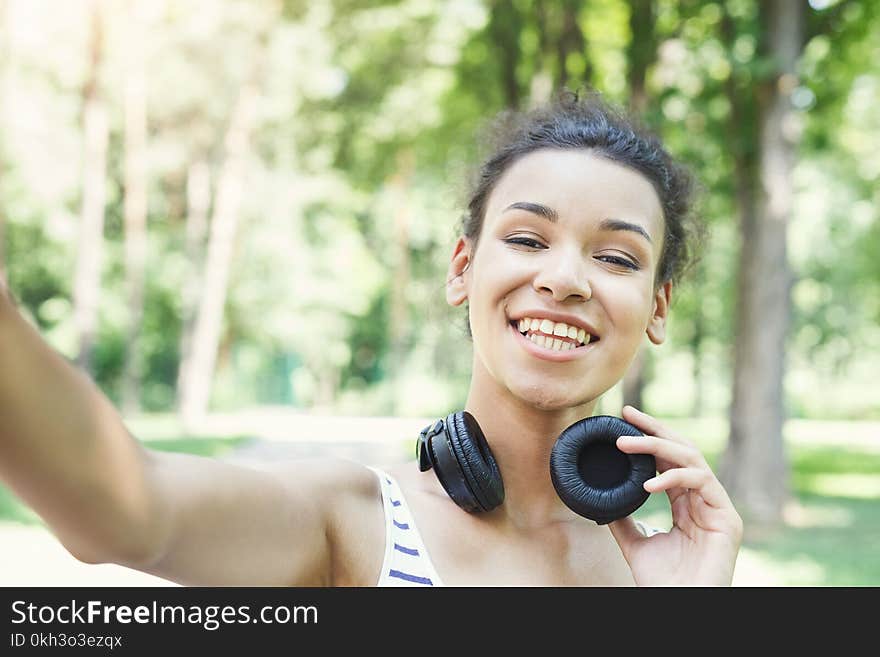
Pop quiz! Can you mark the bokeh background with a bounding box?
[0,0,878,586]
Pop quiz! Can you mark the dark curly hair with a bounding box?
[458,89,704,290]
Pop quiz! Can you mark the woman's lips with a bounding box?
[508,321,598,362]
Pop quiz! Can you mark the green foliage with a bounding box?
[0,0,877,421]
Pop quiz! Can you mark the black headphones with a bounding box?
[416,411,656,525]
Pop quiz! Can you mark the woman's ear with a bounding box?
[646,281,672,345]
[446,236,471,307]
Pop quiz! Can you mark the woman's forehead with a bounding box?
[485,149,665,241]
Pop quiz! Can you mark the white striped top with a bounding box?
[368,466,445,587]
[367,466,665,587]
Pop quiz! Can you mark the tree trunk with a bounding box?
[622,346,649,410]
[176,80,259,430]
[621,0,659,410]
[690,289,705,418]
[488,0,523,109]
[720,0,803,528]
[121,0,148,414]
[176,159,211,416]
[0,0,8,285]
[555,0,587,90]
[626,0,657,117]
[72,0,108,375]
[388,149,414,372]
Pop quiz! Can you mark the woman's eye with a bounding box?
[597,255,640,270]
[505,237,546,249]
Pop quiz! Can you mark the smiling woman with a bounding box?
[0,89,742,589]
[401,89,742,586]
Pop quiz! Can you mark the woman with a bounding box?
[0,90,742,587]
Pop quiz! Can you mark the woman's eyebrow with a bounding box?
[502,201,653,245]
[598,218,653,245]
[502,201,559,222]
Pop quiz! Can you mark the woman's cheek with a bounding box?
[601,283,652,337]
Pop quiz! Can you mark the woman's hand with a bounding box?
[608,405,743,586]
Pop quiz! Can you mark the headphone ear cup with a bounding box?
[417,411,505,513]
[446,411,504,512]
[549,415,656,525]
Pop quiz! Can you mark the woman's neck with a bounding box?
[463,360,601,530]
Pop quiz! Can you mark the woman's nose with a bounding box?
[532,249,592,302]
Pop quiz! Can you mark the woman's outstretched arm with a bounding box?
[0,285,376,585]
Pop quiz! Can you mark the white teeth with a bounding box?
[525,331,579,352]
[516,316,595,348]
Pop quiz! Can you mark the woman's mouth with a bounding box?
[508,317,599,360]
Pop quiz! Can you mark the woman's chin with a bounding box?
[506,381,591,412]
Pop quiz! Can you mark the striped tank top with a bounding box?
[368,466,445,587]
[366,466,665,586]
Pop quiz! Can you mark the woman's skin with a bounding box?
[0,147,742,587]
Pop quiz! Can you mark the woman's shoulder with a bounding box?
[262,455,382,505]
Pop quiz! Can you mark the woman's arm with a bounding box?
[0,285,373,585]
[136,452,376,586]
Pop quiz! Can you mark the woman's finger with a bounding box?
[616,434,705,470]
[643,467,731,509]
[621,405,694,447]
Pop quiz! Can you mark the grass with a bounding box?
[749,445,880,586]
[2,416,877,586]
[143,435,252,457]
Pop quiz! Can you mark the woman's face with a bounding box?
[447,148,671,411]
